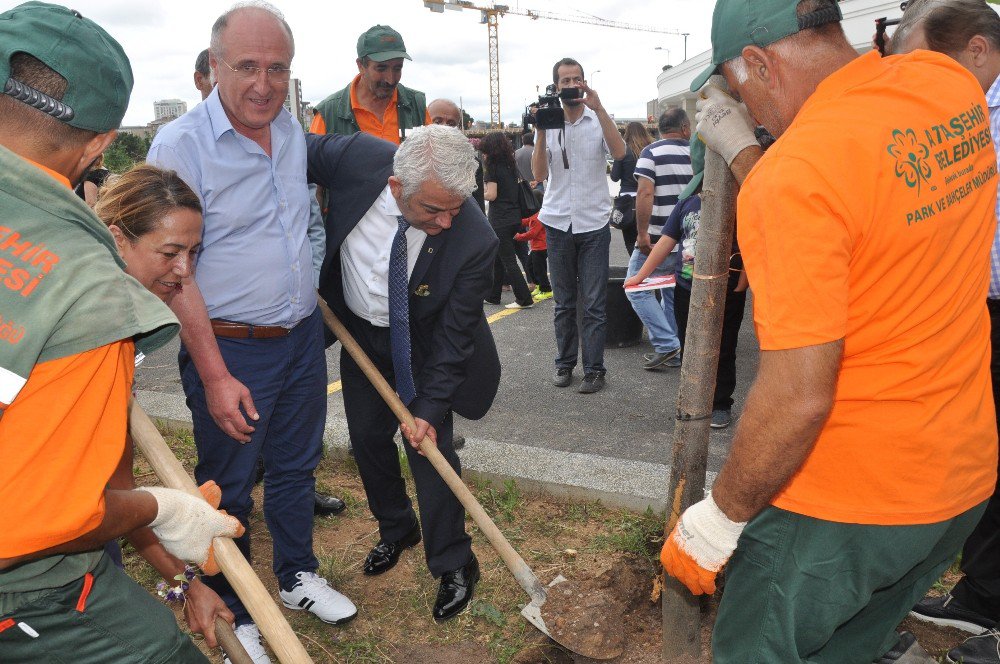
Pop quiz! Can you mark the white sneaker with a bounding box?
[279,571,357,625]
[224,623,271,664]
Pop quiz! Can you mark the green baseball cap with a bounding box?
[0,2,133,133]
[678,137,705,201]
[690,0,842,92]
[357,25,411,62]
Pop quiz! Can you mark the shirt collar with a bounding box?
[23,156,71,189]
[204,85,290,143]
[381,184,402,218]
[566,104,597,127]
[350,74,399,114]
[987,72,1000,109]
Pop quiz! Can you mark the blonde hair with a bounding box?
[95,164,202,240]
[624,122,654,158]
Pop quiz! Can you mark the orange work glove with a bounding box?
[660,493,746,596]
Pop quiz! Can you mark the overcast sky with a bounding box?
[45,0,716,127]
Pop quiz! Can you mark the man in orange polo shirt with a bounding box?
[310,25,428,143]
[660,0,999,661]
[0,4,241,662]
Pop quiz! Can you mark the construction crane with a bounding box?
[423,0,685,127]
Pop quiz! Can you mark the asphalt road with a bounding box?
[135,225,759,483]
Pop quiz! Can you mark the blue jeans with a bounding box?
[625,247,681,354]
[179,307,326,626]
[546,224,610,374]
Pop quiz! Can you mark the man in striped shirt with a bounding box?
[629,109,693,370]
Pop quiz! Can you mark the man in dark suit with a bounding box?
[306,125,500,622]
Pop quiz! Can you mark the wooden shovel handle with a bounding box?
[128,399,313,664]
[318,299,547,605]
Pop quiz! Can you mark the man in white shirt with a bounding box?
[532,57,626,394]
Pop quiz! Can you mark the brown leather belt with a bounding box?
[210,319,291,339]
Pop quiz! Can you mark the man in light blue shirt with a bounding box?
[891,2,1000,662]
[148,4,356,658]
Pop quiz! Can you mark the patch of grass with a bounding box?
[478,479,522,523]
[589,507,664,561]
[316,546,355,589]
[471,599,507,627]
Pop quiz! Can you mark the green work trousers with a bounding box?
[712,502,987,663]
[0,552,208,663]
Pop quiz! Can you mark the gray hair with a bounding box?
[210,1,295,60]
[393,125,478,201]
[891,0,945,53]
[893,0,1000,55]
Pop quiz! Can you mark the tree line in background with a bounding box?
[104,132,153,173]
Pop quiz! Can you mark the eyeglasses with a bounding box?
[218,57,292,82]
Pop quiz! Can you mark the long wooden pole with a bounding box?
[316,299,547,605]
[128,400,313,664]
[661,75,739,662]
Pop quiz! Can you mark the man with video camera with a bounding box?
[531,58,626,394]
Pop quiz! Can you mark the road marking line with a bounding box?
[326,305,528,393]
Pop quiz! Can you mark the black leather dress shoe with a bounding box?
[313,491,346,516]
[433,555,480,623]
[363,522,421,575]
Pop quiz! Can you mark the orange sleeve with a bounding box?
[0,341,134,557]
[309,112,327,135]
[737,155,852,350]
[425,109,432,125]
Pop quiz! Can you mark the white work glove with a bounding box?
[136,486,244,565]
[695,86,759,166]
[660,492,747,595]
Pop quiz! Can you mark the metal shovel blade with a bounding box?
[520,575,624,661]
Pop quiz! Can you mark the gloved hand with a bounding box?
[137,485,245,567]
[695,86,759,166]
[660,492,746,595]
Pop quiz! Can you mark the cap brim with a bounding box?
[689,64,717,93]
[678,171,703,201]
[366,50,412,61]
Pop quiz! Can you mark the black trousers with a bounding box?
[529,249,551,292]
[515,238,534,284]
[951,298,1000,619]
[673,281,747,411]
[490,224,533,305]
[339,323,472,578]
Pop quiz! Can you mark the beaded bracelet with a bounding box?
[156,565,199,603]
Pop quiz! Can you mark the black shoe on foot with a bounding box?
[363,522,421,576]
[313,491,346,516]
[876,631,934,663]
[910,593,996,634]
[947,629,1000,664]
[552,367,573,388]
[578,371,606,394]
[433,555,480,622]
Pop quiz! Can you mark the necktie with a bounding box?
[389,215,416,405]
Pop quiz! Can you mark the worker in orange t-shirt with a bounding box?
[309,24,429,143]
[660,0,999,662]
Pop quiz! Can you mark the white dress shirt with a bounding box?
[538,105,612,234]
[342,185,427,327]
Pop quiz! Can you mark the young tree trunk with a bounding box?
[661,75,739,662]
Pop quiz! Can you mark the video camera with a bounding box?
[526,84,582,131]
[874,1,909,55]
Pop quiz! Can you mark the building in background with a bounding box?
[654,0,937,116]
[153,98,187,121]
[284,77,311,129]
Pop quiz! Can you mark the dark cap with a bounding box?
[690,0,842,92]
[0,1,133,132]
[357,25,411,62]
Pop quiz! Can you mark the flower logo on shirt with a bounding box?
[887,129,933,195]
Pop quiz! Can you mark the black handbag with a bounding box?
[517,180,541,218]
[609,194,636,230]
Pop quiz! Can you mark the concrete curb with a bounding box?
[136,390,719,513]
